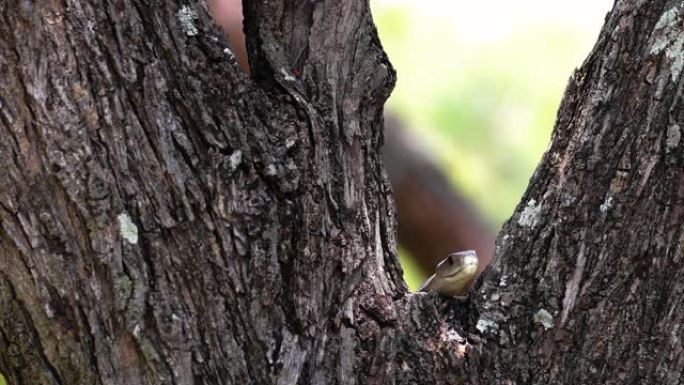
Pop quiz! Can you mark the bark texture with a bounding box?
[0,1,682,385]
[0,1,402,384]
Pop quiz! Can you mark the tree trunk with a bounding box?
[0,1,682,385]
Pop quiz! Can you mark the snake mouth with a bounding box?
[440,266,465,279]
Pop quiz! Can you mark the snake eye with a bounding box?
[448,256,454,265]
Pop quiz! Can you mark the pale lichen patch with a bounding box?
[44,303,54,318]
[517,199,542,228]
[229,150,242,170]
[654,5,680,31]
[281,68,296,82]
[533,309,554,330]
[441,328,464,343]
[600,196,614,213]
[671,41,684,81]
[650,4,684,81]
[476,318,499,334]
[285,137,297,149]
[117,213,138,244]
[499,274,509,287]
[666,124,681,152]
[440,328,468,358]
[265,164,278,176]
[177,5,199,36]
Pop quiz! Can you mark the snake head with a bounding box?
[435,250,478,278]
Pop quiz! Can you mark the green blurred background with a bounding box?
[370,0,613,289]
[0,2,612,384]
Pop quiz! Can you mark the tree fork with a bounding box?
[0,1,682,384]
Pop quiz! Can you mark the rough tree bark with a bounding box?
[0,1,682,385]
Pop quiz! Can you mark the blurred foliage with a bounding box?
[398,248,424,291]
[372,0,612,288]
